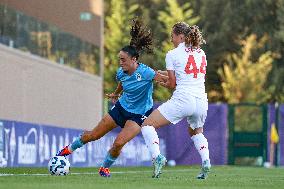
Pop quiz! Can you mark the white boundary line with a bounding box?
[0,169,194,177]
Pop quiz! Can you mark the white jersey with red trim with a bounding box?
[165,42,207,99]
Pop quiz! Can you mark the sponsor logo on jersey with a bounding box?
[135,73,142,81]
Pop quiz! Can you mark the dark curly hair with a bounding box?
[121,18,153,60]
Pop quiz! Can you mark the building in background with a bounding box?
[0,0,104,130]
[0,0,103,76]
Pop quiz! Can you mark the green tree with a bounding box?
[270,0,284,103]
[104,0,138,94]
[158,0,199,59]
[218,34,275,104]
[78,52,98,75]
[197,0,284,102]
[103,0,284,103]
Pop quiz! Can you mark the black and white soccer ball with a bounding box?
[48,156,70,176]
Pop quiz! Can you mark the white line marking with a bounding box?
[0,169,194,177]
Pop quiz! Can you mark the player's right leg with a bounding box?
[188,97,210,179]
[57,114,117,156]
[189,127,211,179]
[196,159,211,179]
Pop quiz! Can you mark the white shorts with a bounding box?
[157,94,208,129]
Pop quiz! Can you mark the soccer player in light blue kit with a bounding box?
[56,18,167,177]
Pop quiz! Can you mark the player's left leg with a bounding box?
[141,109,170,178]
[141,109,170,159]
[99,120,141,177]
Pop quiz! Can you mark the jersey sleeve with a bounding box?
[165,51,175,70]
[143,66,156,80]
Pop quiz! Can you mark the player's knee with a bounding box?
[189,127,203,136]
[142,117,154,127]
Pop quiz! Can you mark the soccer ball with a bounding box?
[167,160,176,167]
[48,156,70,175]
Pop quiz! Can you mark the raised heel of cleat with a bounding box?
[56,146,72,156]
[196,160,211,179]
[152,154,167,178]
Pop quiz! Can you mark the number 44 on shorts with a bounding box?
[184,55,206,78]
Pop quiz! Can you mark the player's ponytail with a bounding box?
[121,18,153,60]
[185,25,206,48]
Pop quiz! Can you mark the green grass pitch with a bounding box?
[0,166,283,189]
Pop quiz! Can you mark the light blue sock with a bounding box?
[101,152,117,168]
[70,137,84,152]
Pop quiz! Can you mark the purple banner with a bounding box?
[267,104,275,163]
[0,120,156,167]
[279,105,284,165]
[267,104,284,166]
[1,103,282,167]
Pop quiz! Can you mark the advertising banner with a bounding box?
[0,121,5,167]
[0,120,161,167]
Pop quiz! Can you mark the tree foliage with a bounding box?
[157,0,199,55]
[103,0,284,103]
[104,0,138,94]
[218,34,275,104]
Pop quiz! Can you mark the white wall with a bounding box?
[0,44,103,130]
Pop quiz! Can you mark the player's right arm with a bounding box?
[105,82,123,102]
[154,71,168,83]
[157,70,168,76]
[157,51,176,89]
[158,70,176,89]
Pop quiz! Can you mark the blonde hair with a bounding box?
[172,22,189,36]
[185,25,206,48]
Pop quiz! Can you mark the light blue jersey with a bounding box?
[117,63,156,115]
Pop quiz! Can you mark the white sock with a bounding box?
[191,133,210,163]
[141,126,160,159]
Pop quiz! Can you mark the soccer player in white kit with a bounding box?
[141,22,211,179]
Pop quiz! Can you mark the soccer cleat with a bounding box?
[99,167,111,177]
[56,146,72,156]
[196,159,211,179]
[152,154,167,178]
